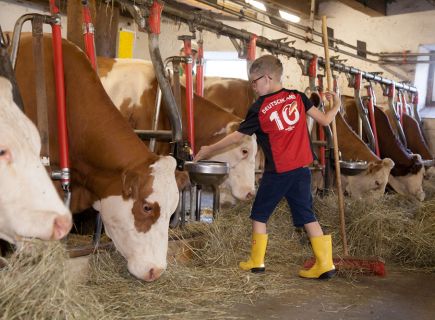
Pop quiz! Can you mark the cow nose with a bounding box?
[143,267,164,282]
[52,215,72,240]
[246,191,254,200]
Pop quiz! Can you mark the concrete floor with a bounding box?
[229,268,435,320]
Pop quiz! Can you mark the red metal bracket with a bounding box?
[196,39,204,97]
[49,0,70,190]
[247,34,257,62]
[81,1,96,69]
[148,1,163,35]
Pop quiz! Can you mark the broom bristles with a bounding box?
[303,256,386,276]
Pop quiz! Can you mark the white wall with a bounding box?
[0,0,67,33]
[1,0,434,108]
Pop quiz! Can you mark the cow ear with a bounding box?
[383,158,395,169]
[225,121,240,134]
[121,169,139,200]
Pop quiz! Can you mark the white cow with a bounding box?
[0,76,72,244]
[98,58,257,205]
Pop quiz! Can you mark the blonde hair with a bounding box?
[249,55,283,79]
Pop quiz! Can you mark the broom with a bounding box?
[303,16,386,277]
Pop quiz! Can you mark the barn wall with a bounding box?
[0,0,67,33]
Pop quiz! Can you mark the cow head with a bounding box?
[388,154,426,201]
[207,122,257,205]
[0,77,72,243]
[341,158,394,199]
[94,155,179,282]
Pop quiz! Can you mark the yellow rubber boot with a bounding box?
[239,233,268,273]
[299,235,336,279]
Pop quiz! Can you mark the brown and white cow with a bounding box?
[382,108,435,177]
[334,112,394,199]
[204,77,255,119]
[15,35,182,281]
[0,76,72,243]
[341,96,425,201]
[97,58,257,205]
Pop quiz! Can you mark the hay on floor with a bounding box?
[0,177,434,319]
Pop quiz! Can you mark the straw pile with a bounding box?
[0,240,105,319]
[0,177,433,318]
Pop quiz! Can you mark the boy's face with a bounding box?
[249,72,272,96]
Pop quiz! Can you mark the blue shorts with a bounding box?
[250,167,317,227]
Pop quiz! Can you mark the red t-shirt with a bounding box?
[238,89,314,173]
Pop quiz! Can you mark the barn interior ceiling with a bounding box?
[18,0,435,17]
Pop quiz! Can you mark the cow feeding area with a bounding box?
[0,178,434,319]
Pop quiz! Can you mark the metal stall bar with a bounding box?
[49,0,71,206]
[81,0,97,69]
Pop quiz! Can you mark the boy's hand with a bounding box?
[324,91,341,106]
[194,146,211,161]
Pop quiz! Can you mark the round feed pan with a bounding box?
[184,160,229,186]
[339,160,368,176]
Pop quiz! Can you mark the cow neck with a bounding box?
[59,37,159,170]
[179,85,242,148]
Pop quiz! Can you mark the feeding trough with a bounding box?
[339,160,368,176]
[183,160,229,222]
[184,160,229,186]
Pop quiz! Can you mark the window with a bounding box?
[204,52,248,80]
[427,52,435,107]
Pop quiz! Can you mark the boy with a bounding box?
[194,54,341,279]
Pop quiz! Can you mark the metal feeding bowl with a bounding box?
[339,160,368,176]
[184,160,229,186]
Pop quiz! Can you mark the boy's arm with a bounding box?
[194,131,246,161]
[307,92,341,126]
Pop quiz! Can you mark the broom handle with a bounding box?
[321,16,348,256]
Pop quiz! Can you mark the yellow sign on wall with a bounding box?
[118,29,135,58]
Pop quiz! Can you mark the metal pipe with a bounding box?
[179,36,195,154]
[380,52,435,57]
[160,2,417,93]
[148,31,183,143]
[10,13,54,68]
[366,85,380,157]
[134,129,172,140]
[205,0,382,59]
[386,83,407,146]
[353,73,376,152]
[81,0,97,70]
[379,60,435,65]
[149,86,163,152]
[196,37,204,97]
[50,0,71,203]
[144,0,184,145]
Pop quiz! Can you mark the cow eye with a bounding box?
[143,203,153,213]
[0,148,10,159]
[241,149,249,158]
